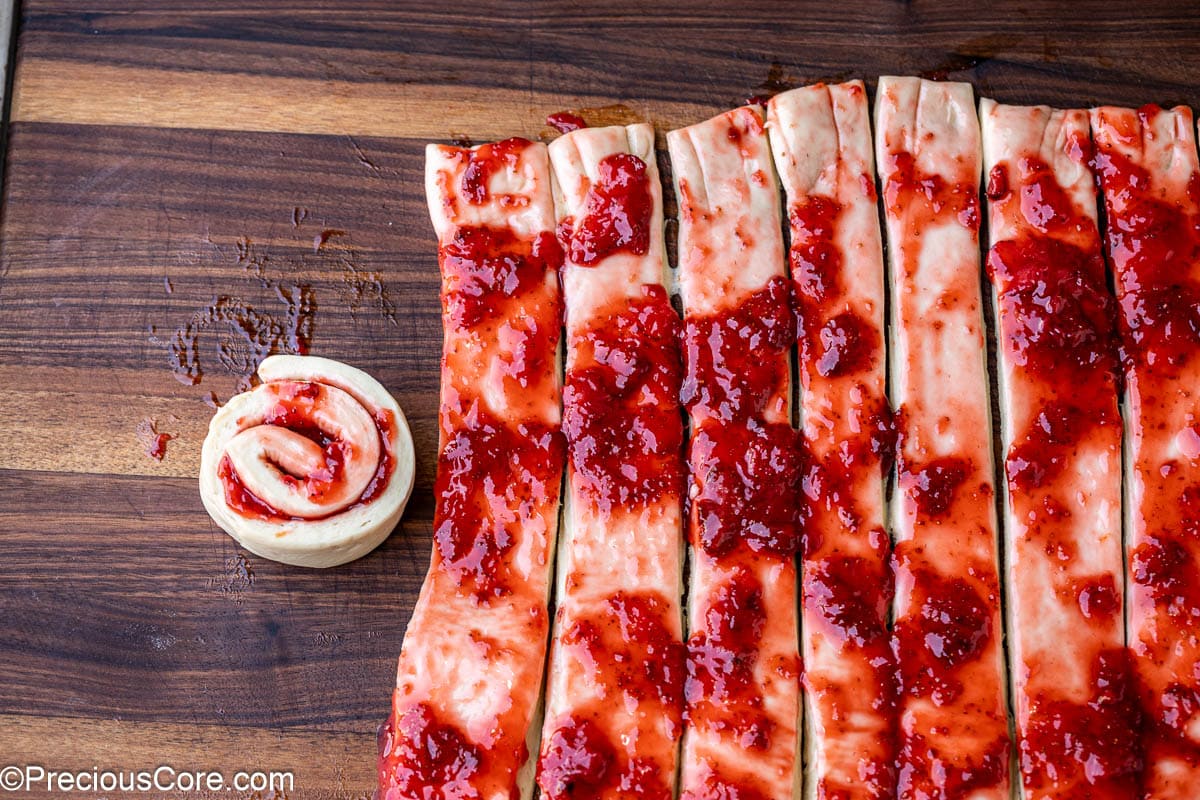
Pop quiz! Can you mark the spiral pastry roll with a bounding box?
[199,354,415,568]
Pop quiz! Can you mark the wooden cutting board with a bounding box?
[2,2,1198,797]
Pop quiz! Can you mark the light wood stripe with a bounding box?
[0,713,371,799]
[12,59,715,139]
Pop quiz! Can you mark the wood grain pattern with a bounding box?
[3,2,1200,798]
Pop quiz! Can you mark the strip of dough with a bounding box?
[874,76,1011,800]
[537,124,687,800]
[1092,104,1200,799]
[767,81,895,800]
[379,137,566,800]
[982,100,1139,800]
[668,106,802,800]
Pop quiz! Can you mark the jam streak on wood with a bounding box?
[1092,104,1200,795]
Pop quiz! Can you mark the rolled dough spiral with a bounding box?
[199,355,415,568]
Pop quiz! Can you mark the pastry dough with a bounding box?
[199,354,414,568]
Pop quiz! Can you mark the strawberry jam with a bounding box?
[689,419,804,559]
[894,568,994,707]
[563,285,684,513]
[685,569,773,749]
[433,408,565,600]
[898,456,974,520]
[377,702,483,800]
[440,226,564,328]
[547,112,588,134]
[681,276,794,423]
[218,381,395,522]
[1019,649,1142,798]
[460,137,529,206]
[883,150,980,233]
[562,591,686,714]
[538,716,671,800]
[562,153,654,266]
[1093,115,1200,374]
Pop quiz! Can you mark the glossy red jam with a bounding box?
[806,555,891,648]
[434,408,565,600]
[789,195,843,313]
[883,150,980,233]
[895,568,994,707]
[562,591,685,713]
[897,456,974,520]
[899,731,1010,800]
[377,702,482,800]
[460,137,529,206]
[1093,124,1200,373]
[547,112,588,134]
[441,227,564,328]
[681,276,794,423]
[1075,574,1121,621]
[1019,649,1142,798]
[563,285,683,513]
[685,569,773,749]
[562,153,653,266]
[219,382,395,522]
[538,716,671,800]
[813,310,878,378]
[682,772,769,800]
[689,419,805,558]
[1006,400,1118,492]
[1131,535,1200,623]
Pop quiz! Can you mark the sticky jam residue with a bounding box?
[135,417,175,461]
[561,152,654,266]
[563,284,684,513]
[217,380,395,523]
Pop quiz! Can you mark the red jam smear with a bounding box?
[219,381,395,522]
[681,276,795,423]
[899,731,1010,800]
[897,456,974,520]
[434,407,565,600]
[562,153,653,266]
[1006,400,1118,492]
[563,284,684,513]
[685,569,774,749]
[1093,113,1200,374]
[1075,574,1121,621]
[441,227,564,328]
[547,112,588,134]
[681,771,769,800]
[806,554,891,648]
[562,591,686,715]
[813,310,878,378]
[688,419,804,558]
[538,715,671,800]
[882,150,980,233]
[1019,649,1142,799]
[377,702,483,800]
[894,568,995,707]
[987,155,1122,501]
[801,400,896,542]
[789,194,844,333]
[460,137,529,206]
